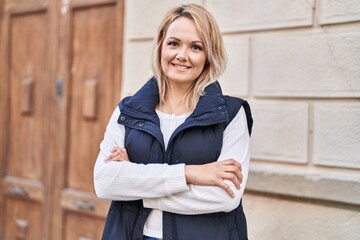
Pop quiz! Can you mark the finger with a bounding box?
[120,149,129,159]
[234,170,243,185]
[112,152,128,161]
[105,158,128,163]
[106,152,130,161]
[222,165,240,173]
[217,180,235,198]
[222,172,240,189]
[222,165,242,181]
[107,152,121,160]
[105,158,121,163]
[221,159,241,170]
[229,160,241,170]
[113,156,129,161]
[107,153,116,160]
[110,147,121,153]
[221,166,242,184]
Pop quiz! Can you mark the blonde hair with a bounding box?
[151,3,227,108]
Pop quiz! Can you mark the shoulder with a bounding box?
[223,96,253,136]
[223,95,247,121]
[118,78,159,114]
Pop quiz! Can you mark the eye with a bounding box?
[167,41,178,47]
[191,44,203,51]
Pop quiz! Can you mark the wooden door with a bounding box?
[52,1,124,239]
[0,0,124,239]
[0,0,57,239]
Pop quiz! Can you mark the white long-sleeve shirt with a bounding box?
[94,106,250,238]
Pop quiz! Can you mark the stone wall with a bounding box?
[121,1,360,239]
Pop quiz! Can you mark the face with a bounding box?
[160,17,206,87]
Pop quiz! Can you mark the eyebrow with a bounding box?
[166,37,204,45]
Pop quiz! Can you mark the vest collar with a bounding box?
[119,76,229,125]
[118,77,160,124]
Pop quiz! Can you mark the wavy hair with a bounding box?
[151,3,227,108]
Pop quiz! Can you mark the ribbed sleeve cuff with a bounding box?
[163,163,188,195]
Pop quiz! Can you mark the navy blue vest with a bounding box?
[102,77,253,240]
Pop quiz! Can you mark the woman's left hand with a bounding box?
[185,159,242,198]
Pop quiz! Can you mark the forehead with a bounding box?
[165,17,202,41]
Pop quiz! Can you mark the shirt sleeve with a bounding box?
[93,107,188,201]
[143,107,251,215]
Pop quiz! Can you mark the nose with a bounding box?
[176,47,188,61]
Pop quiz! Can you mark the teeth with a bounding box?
[174,64,189,69]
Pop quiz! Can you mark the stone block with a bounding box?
[250,101,308,163]
[243,193,360,240]
[247,162,360,206]
[126,0,202,39]
[205,0,314,32]
[319,0,360,25]
[313,102,360,169]
[252,29,360,97]
[122,40,153,96]
[219,35,249,97]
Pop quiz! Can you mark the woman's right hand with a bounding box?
[106,147,129,162]
[185,159,242,198]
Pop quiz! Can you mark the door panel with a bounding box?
[8,12,47,181]
[67,5,117,192]
[60,188,109,218]
[0,3,51,238]
[3,197,43,240]
[64,211,105,240]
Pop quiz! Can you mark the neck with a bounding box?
[158,82,193,115]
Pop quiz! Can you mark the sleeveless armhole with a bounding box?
[224,96,253,136]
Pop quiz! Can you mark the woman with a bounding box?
[94,3,253,240]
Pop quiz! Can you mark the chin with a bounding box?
[169,77,195,84]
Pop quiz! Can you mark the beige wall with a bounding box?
[121,1,360,239]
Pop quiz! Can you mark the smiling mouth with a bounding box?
[171,63,191,70]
